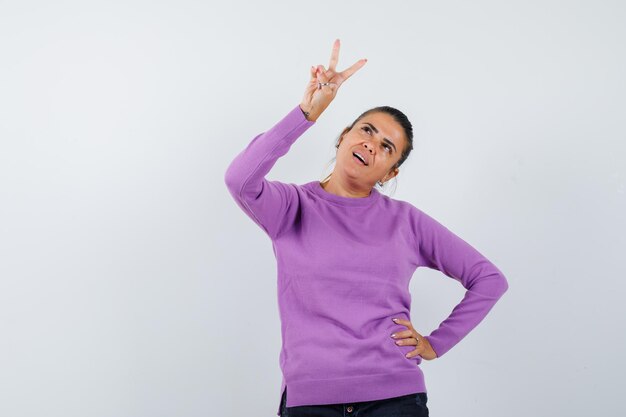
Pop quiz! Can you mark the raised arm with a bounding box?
[223,105,314,239]
[413,207,510,358]
[224,39,367,240]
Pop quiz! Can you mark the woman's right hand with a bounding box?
[300,39,367,122]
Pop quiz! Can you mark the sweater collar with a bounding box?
[306,180,382,207]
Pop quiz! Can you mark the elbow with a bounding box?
[224,162,258,206]
[484,261,509,299]
[494,272,509,298]
[467,262,510,299]
[469,267,509,300]
[224,162,243,195]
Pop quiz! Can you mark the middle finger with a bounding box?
[395,336,418,347]
[339,58,367,81]
[391,330,414,339]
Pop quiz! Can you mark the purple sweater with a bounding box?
[224,104,509,415]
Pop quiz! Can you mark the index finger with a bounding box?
[340,58,367,81]
[328,38,340,72]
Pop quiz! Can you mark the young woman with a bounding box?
[224,39,509,417]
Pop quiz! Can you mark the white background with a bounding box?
[1,1,624,416]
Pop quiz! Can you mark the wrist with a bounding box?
[299,104,318,122]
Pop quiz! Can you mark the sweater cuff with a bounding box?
[423,335,445,359]
[297,104,316,123]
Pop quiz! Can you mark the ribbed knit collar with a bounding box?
[305,180,382,207]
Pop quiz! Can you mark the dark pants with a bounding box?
[279,387,429,417]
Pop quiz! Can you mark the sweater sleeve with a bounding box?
[223,104,315,240]
[413,207,509,359]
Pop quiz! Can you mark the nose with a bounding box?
[363,142,374,154]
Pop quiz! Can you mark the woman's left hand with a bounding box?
[391,318,438,361]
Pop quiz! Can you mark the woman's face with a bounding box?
[336,111,406,187]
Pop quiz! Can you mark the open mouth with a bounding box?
[352,152,368,166]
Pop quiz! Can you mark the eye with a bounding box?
[383,143,392,153]
[362,126,372,135]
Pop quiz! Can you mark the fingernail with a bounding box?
[392,318,398,322]
[390,333,396,338]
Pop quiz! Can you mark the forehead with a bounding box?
[359,112,405,146]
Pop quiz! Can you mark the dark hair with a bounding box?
[320,106,414,193]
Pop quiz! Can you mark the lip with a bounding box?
[352,154,367,166]
[352,151,369,166]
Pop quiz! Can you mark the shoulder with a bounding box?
[380,195,452,236]
[379,194,425,219]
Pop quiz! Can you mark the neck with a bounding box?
[321,175,372,198]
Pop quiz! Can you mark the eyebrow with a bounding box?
[363,122,397,153]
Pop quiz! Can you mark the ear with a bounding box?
[383,167,400,182]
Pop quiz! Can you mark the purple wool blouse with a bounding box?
[224,104,509,415]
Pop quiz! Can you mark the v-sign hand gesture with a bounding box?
[300,39,367,122]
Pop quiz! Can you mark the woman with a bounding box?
[224,39,509,417]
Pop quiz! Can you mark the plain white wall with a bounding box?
[1,0,624,416]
